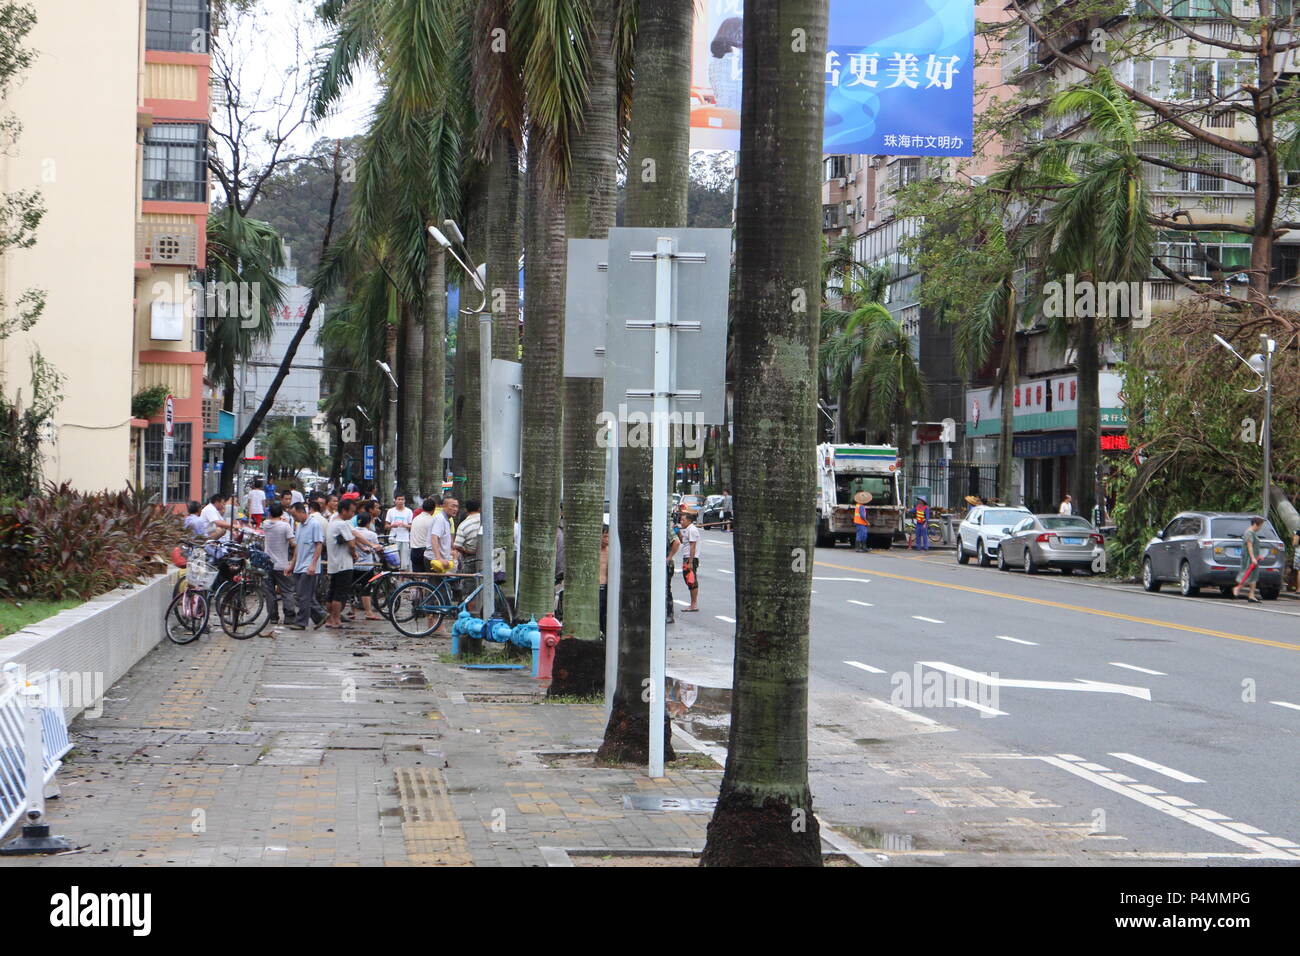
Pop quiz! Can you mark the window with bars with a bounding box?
[824,156,848,181]
[143,423,192,502]
[190,269,206,351]
[143,124,209,203]
[146,0,211,53]
[1153,234,1251,279]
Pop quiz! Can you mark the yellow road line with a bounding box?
[815,559,1300,652]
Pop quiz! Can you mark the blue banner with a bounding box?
[363,445,375,481]
[690,0,974,157]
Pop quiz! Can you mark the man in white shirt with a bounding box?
[679,511,702,612]
[429,496,458,572]
[245,479,267,528]
[261,501,297,626]
[200,493,232,541]
[410,497,436,572]
[385,493,414,570]
[325,499,358,628]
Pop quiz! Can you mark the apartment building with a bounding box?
[976,1,1300,509]
[0,0,212,502]
[134,0,214,505]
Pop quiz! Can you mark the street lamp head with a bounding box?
[1249,353,1266,376]
[427,226,452,249]
[473,262,486,292]
[441,220,465,245]
[1212,333,1233,350]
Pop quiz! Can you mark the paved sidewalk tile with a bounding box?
[3,615,724,867]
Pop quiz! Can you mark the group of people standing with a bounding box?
[182,481,483,634]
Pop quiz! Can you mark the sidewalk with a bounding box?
[1,615,768,867]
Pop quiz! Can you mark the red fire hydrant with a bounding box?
[536,612,563,680]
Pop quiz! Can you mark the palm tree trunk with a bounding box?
[487,131,523,605]
[700,0,826,868]
[382,317,399,500]
[998,284,1017,505]
[402,300,424,496]
[517,149,568,619]
[560,0,619,644]
[596,0,692,765]
[421,236,447,498]
[1074,313,1100,523]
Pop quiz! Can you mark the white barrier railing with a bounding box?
[0,663,72,845]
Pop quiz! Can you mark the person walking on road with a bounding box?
[852,490,873,552]
[1059,494,1073,515]
[245,479,267,528]
[262,501,297,627]
[912,496,931,551]
[289,499,327,630]
[1233,515,1266,603]
[385,493,414,569]
[324,499,359,628]
[679,510,701,611]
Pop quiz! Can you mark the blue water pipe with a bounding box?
[451,612,542,677]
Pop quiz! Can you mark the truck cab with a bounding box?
[816,444,904,548]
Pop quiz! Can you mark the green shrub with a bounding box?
[131,385,170,420]
[0,483,184,601]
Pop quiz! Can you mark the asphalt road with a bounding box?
[666,530,1300,865]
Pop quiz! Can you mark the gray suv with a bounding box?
[1141,512,1284,599]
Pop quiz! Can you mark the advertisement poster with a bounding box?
[690,0,975,157]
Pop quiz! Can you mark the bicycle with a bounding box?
[386,573,511,638]
[198,540,271,639]
[166,540,216,644]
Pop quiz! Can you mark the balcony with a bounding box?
[136,221,199,267]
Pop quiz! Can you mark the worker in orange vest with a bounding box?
[913,496,930,551]
[852,490,873,552]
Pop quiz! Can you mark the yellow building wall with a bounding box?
[0,1,140,491]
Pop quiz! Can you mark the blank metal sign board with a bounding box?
[563,238,609,379]
[488,358,522,500]
[603,227,731,425]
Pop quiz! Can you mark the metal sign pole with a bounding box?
[480,314,495,622]
[648,236,674,778]
[605,438,620,715]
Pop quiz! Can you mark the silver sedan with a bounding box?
[997,514,1104,575]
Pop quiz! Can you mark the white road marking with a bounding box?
[715,615,736,624]
[1109,752,1205,784]
[1078,762,1112,772]
[1156,795,1195,807]
[1109,662,1167,676]
[674,600,690,607]
[1270,700,1300,711]
[844,660,886,675]
[862,697,944,728]
[813,576,871,582]
[1263,836,1300,848]
[949,697,1008,717]
[912,616,945,624]
[1190,808,1231,821]
[995,635,1038,646]
[1040,756,1293,859]
[1056,754,1085,762]
[1130,784,1166,795]
[1100,772,1138,783]
[847,599,874,608]
[918,661,1152,701]
[1224,821,1269,835]
[715,568,733,574]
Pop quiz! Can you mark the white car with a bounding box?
[956,504,1032,567]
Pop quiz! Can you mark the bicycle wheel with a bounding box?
[217,580,267,639]
[166,589,208,645]
[388,580,446,638]
[371,574,400,620]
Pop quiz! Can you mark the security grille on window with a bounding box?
[143,124,209,203]
[144,423,192,503]
[824,156,848,182]
[146,0,211,53]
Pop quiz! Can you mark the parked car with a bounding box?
[1141,511,1284,599]
[673,494,705,523]
[997,514,1104,575]
[698,494,731,530]
[956,504,1032,567]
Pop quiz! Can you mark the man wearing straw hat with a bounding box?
[852,491,873,552]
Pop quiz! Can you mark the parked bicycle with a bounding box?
[166,539,271,642]
[386,573,511,638]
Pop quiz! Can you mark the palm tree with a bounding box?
[1033,66,1154,522]
[820,266,926,444]
[700,0,827,867]
[263,420,324,478]
[596,0,693,765]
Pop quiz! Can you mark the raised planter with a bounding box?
[0,571,176,721]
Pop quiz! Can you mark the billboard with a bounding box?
[690,0,975,157]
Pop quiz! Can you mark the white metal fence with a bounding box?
[0,665,72,840]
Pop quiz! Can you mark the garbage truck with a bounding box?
[815,444,904,548]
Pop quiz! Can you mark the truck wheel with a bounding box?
[815,520,833,548]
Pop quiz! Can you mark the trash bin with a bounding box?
[942,513,957,546]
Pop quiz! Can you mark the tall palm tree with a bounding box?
[596,0,692,765]
[1034,66,1154,522]
[700,0,827,868]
